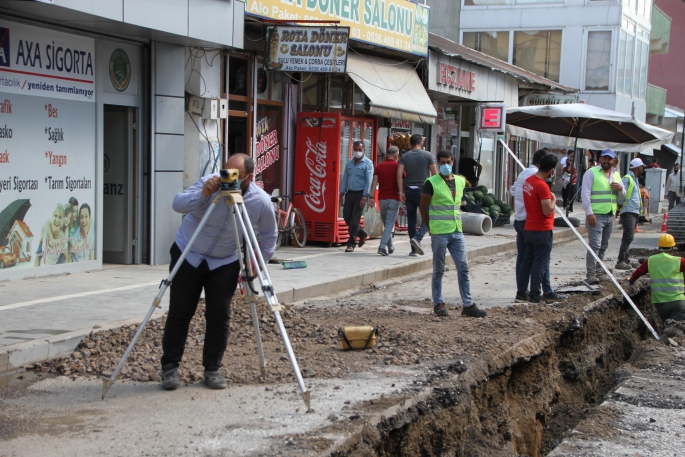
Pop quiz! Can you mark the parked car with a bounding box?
[0,245,17,268]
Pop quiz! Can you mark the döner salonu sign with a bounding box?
[267,26,349,73]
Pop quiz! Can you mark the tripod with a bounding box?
[101,169,310,408]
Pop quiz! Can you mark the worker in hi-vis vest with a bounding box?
[581,149,626,285]
[629,234,685,322]
[419,150,487,319]
[615,158,644,270]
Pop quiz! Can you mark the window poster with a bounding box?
[0,20,96,274]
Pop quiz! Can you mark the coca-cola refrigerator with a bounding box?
[293,112,377,244]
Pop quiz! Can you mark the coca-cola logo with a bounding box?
[304,137,327,213]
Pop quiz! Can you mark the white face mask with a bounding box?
[355,151,364,159]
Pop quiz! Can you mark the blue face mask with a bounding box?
[439,163,452,176]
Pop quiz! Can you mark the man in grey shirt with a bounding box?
[397,134,437,256]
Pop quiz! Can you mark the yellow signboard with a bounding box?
[247,0,430,56]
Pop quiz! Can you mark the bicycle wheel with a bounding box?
[276,229,284,250]
[290,208,307,248]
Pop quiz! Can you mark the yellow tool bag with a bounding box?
[338,326,378,350]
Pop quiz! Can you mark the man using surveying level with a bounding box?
[581,149,626,285]
[419,150,487,318]
[629,234,685,322]
[160,154,278,390]
[615,158,644,270]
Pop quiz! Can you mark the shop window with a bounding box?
[329,76,347,111]
[254,106,283,195]
[584,30,612,91]
[300,73,324,111]
[228,57,249,97]
[462,31,510,62]
[513,30,562,82]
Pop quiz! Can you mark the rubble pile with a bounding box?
[31,286,618,386]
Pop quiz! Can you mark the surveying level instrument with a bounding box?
[101,169,311,408]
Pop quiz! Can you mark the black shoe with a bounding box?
[161,364,181,390]
[543,292,568,303]
[408,251,418,257]
[528,297,547,305]
[377,247,388,256]
[388,245,395,254]
[204,369,227,389]
[514,292,529,303]
[434,303,449,317]
[461,304,487,318]
[358,230,368,248]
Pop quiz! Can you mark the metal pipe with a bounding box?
[499,139,660,340]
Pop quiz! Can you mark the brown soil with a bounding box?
[27,278,684,457]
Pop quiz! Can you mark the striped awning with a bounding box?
[346,52,437,124]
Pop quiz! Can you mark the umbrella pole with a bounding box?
[566,134,580,217]
[499,139,660,340]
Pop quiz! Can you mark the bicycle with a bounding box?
[271,191,307,249]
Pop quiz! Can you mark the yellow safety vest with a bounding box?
[427,174,464,235]
[590,167,621,215]
[648,253,685,303]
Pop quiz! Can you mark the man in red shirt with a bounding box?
[520,154,563,304]
[371,146,402,255]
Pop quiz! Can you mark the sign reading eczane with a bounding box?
[267,26,349,73]
[0,19,95,101]
[248,0,429,56]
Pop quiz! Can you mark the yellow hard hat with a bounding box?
[658,234,676,248]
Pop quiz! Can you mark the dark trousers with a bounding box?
[618,212,638,263]
[161,243,240,371]
[561,186,574,211]
[655,300,685,322]
[343,190,365,247]
[521,230,554,300]
[405,187,428,242]
[514,220,552,296]
[668,191,681,210]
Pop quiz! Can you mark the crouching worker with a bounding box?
[160,153,278,390]
[420,150,487,318]
[629,234,685,322]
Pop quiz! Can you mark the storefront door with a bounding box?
[103,105,137,264]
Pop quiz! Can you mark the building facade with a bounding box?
[0,0,244,279]
[457,0,653,121]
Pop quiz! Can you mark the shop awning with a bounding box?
[347,53,437,124]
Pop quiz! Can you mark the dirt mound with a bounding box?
[31,281,620,387]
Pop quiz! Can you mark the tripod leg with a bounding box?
[229,205,267,376]
[232,202,310,409]
[102,198,220,400]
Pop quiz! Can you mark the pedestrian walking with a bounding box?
[581,149,626,285]
[160,154,278,390]
[397,134,437,257]
[419,150,487,318]
[560,150,578,212]
[339,141,374,252]
[629,234,685,322]
[666,163,682,210]
[615,158,644,270]
[520,153,567,304]
[371,146,401,256]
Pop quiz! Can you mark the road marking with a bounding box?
[0,282,159,311]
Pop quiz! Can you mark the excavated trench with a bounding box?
[332,287,659,457]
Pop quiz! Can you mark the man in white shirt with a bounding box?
[510,149,566,303]
[666,163,682,210]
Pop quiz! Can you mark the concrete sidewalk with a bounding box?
[0,208,598,373]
